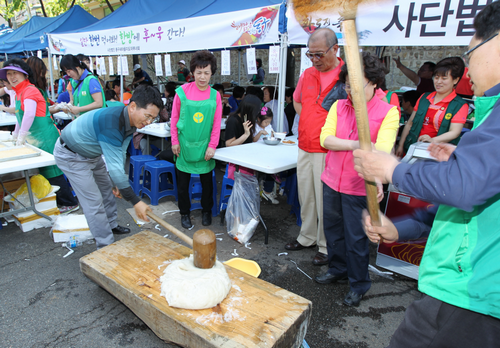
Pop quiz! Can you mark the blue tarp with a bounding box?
[0,6,97,54]
[68,0,282,33]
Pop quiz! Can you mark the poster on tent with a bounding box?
[48,5,281,56]
[246,48,257,75]
[268,45,280,74]
[154,55,163,76]
[121,56,129,75]
[300,48,313,75]
[286,0,490,46]
[221,50,230,76]
[164,54,172,76]
[108,56,114,76]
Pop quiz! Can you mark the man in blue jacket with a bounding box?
[54,85,163,249]
[353,2,500,346]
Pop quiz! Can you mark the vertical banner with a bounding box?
[121,56,129,75]
[108,57,114,76]
[37,50,42,59]
[300,48,313,76]
[100,57,107,75]
[96,57,101,75]
[221,50,231,76]
[268,46,280,74]
[117,55,122,75]
[246,48,257,75]
[164,54,172,76]
[88,56,93,72]
[53,55,58,70]
[58,55,62,63]
[154,55,163,76]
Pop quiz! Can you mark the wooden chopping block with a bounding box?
[80,231,312,348]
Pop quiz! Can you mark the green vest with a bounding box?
[71,73,106,115]
[175,87,217,174]
[404,92,466,152]
[15,85,62,179]
[418,92,500,319]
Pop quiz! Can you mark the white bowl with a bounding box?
[274,132,287,141]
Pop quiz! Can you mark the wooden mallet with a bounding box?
[293,0,382,227]
[147,211,216,269]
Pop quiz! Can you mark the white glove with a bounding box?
[16,131,30,146]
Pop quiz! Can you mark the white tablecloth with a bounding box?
[213,136,298,174]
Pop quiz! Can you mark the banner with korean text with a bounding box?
[48,5,280,56]
[287,0,492,46]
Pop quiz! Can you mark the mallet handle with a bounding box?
[147,211,194,247]
[341,19,381,226]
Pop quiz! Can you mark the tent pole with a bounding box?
[238,49,241,85]
[276,33,288,133]
[120,56,124,102]
[47,44,55,101]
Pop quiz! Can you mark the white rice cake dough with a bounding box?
[160,255,232,310]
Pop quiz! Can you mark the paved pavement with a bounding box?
[0,168,420,348]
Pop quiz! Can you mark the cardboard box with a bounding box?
[1,177,27,210]
[12,207,60,232]
[51,214,92,243]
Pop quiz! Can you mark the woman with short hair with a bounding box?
[171,51,222,229]
[396,57,468,157]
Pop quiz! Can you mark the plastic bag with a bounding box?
[9,174,52,209]
[226,171,261,244]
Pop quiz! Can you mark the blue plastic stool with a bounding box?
[150,144,161,157]
[127,138,142,156]
[128,155,156,195]
[219,164,234,211]
[189,170,219,216]
[63,174,76,197]
[141,160,177,205]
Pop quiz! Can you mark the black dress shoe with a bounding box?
[343,290,363,307]
[314,272,348,284]
[312,252,328,266]
[202,212,212,226]
[181,214,193,229]
[112,225,130,235]
[285,240,316,251]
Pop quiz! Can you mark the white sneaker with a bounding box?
[261,191,279,204]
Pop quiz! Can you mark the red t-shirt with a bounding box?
[455,68,473,96]
[18,82,47,117]
[414,91,468,138]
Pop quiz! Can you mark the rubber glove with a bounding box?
[16,131,30,146]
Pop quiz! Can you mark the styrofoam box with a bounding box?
[51,214,93,243]
[9,192,57,219]
[13,207,60,232]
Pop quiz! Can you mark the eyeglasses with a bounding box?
[144,114,156,123]
[462,32,498,66]
[305,44,335,60]
[345,81,370,92]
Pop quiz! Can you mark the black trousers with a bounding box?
[388,294,500,348]
[176,169,213,215]
[323,183,371,295]
[47,174,78,207]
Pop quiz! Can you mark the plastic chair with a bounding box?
[219,164,234,211]
[127,138,142,156]
[141,160,177,205]
[150,144,161,157]
[128,155,156,195]
[189,170,219,216]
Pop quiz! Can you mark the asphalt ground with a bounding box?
[0,164,420,348]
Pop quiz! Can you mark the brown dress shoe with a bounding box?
[312,252,328,266]
[285,240,316,251]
